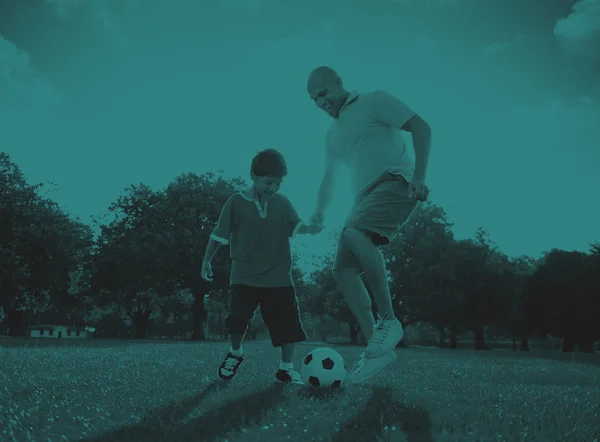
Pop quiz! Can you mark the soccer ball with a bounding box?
[301,347,347,387]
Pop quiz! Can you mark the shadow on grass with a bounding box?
[333,386,434,442]
[297,385,344,402]
[85,382,289,442]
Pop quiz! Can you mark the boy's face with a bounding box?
[251,174,282,200]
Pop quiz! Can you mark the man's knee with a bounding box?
[342,227,364,244]
[343,227,385,247]
[332,267,359,285]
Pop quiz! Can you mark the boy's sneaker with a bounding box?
[366,314,404,358]
[347,351,397,384]
[275,368,304,385]
[218,352,244,381]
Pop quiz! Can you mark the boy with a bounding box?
[201,149,322,384]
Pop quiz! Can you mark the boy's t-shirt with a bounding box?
[210,192,303,288]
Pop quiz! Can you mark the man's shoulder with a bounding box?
[340,90,389,114]
[359,89,396,103]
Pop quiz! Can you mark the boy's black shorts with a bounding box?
[224,284,307,347]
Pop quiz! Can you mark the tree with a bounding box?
[524,248,600,352]
[90,183,179,338]
[386,203,463,347]
[161,172,245,340]
[0,153,93,335]
[432,227,516,350]
[500,255,538,351]
[305,249,365,344]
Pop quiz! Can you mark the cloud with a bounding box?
[45,0,135,52]
[483,34,538,55]
[554,0,600,60]
[0,36,62,113]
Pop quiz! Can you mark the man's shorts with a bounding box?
[225,284,307,347]
[333,173,419,271]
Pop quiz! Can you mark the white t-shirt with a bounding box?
[327,90,416,199]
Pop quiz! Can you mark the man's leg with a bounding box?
[341,177,417,357]
[333,233,398,383]
[341,228,395,319]
[332,267,376,342]
[341,227,404,358]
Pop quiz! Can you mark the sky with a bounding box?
[1,0,599,270]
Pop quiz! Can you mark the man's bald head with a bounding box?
[307,66,340,89]
[307,66,349,118]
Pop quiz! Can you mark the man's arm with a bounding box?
[402,114,431,181]
[314,136,338,218]
[371,90,432,181]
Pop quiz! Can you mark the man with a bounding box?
[306,66,432,383]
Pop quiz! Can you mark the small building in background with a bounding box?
[28,324,96,339]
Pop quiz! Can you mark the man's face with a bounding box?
[251,174,282,200]
[307,76,345,118]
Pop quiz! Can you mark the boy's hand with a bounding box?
[306,222,324,235]
[201,260,213,282]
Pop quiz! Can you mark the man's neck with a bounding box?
[341,91,351,105]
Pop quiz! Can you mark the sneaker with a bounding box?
[275,368,304,385]
[366,314,404,358]
[218,352,244,381]
[347,351,397,384]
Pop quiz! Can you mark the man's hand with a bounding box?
[201,260,213,282]
[308,212,325,235]
[310,211,325,226]
[305,222,324,235]
[408,179,429,202]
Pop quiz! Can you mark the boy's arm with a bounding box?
[283,197,315,238]
[288,203,323,236]
[296,223,315,235]
[202,238,221,264]
[203,196,235,263]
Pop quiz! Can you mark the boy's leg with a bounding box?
[260,286,306,384]
[225,285,260,353]
[281,343,295,364]
[219,285,259,381]
[230,333,245,352]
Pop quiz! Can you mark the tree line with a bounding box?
[1,152,599,352]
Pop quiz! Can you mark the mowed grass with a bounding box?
[1,340,599,442]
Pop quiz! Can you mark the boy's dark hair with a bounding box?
[250,149,288,178]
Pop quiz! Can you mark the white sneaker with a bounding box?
[347,351,397,384]
[366,314,404,358]
[276,368,304,385]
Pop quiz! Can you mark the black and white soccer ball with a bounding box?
[301,347,347,387]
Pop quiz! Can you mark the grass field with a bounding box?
[1,339,599,442]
